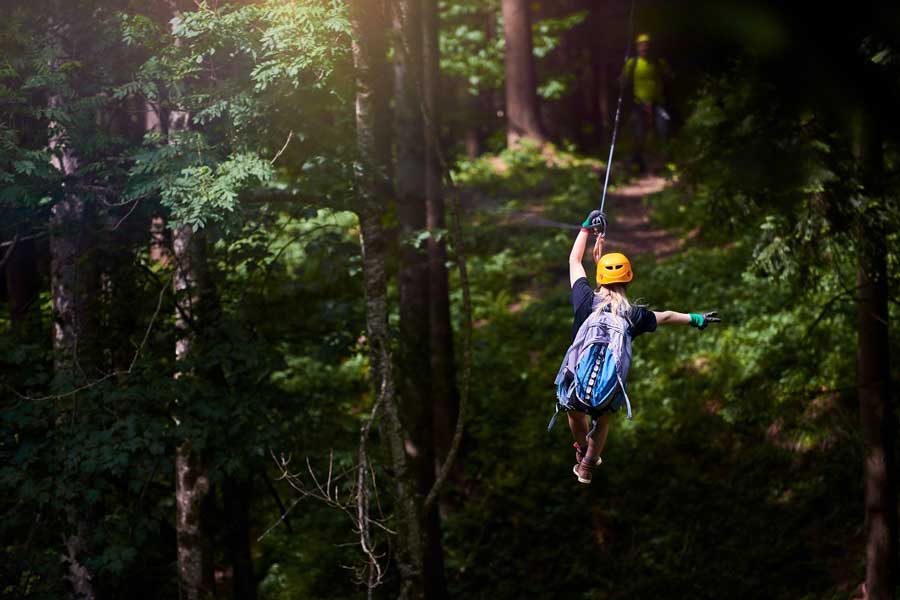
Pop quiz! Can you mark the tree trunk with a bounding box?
[422,0,460,521]
[857,223,897,600]
[392,0,449,596]
[174,441,212,600]
[856,125,897,600]
[223,475,256,600]
[422,2,455,593]
[161,3,215,594]
[596,60,611,149]
[51,203,98,600]
[50,120,96,381]
[48,85,99,599]
[173,223,215,600]
[50,201,94,379]
[501,0,546,147]
[350,1,424,596]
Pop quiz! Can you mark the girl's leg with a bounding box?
[585,414,611,462]
[567,411,590,450]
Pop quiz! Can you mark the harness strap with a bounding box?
[547,404,561,432]
[617,373,633,420]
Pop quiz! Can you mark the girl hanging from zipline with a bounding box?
[553,210,720,484]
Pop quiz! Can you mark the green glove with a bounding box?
[689,311,721,330]
[582,210,601,228]
[581,210,607,236]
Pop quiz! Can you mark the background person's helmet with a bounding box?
[636,33,651,44]
[597,253,633,286]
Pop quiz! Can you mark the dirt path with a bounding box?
[500,173,688,260]
[601,175,690,259]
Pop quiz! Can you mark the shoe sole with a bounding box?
[573,465,592,484]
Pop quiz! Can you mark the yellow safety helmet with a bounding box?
[636,33,651,44]
[597,253,633,286]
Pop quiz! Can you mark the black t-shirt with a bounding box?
[570,277,657,340]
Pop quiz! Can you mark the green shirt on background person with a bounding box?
[621,56,671,105]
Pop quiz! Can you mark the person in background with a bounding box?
[620,33,673,174]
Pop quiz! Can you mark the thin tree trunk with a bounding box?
[856,125,897,600]
[51,203,98,600]
[350,1,424,596]
[50,198,96,380]
[461,85,482,158]
[48,84,98,599]
[423,0,460,521]
[501,0,546,147]
[223,475,256,600]
[462,8,494,158]
[596,60,610,148]
[392,0,449,596]
[421,5,453,595]
[857,225,897,600]
[173,223,214,600]
[50,124,95,380]
[463,117,481,158]
[174,442,212,600]
[160,3,215,594]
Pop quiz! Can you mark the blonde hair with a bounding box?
[593,283,632,321]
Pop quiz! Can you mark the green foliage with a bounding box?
[439,1,503,97]
[161,152,274,228]
[441,3,586,99]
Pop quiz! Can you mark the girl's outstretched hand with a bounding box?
[689,311,721,330]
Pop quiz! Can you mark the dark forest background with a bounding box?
[1,1,899,598]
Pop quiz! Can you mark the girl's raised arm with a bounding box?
[569,229,590,287]
[569,211,604,287]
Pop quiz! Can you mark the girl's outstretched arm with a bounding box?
[652,311,691,325]
[653,310,721,329]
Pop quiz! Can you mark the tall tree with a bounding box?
[50,156,98,600]
[391,0,448,596]
[422,0,460,513]
[421,0,455,595]
[350,0,424,596]
[855,119,897,600]
[172,222,215,600]
[162,4,215,595]
[501,0,546,146]
[48,43,99,598]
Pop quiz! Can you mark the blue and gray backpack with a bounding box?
[549,307,634,430]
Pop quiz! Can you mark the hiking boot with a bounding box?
[573,460,594,484]
[573,442,602,467]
